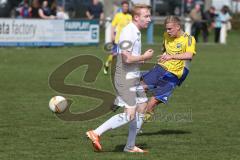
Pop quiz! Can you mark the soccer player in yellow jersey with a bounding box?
[141,15,196,121]
[103,1,132,74]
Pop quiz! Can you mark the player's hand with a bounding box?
[157,52,165,62]
[112,36,115,42]
[158,52,173,63]
[143,49,154,60]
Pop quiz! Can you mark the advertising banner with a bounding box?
[64,20,99,45]
[0,19,99,46]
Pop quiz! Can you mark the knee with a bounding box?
[124,108,136,121]
[119,112,135,121]
[129,113,135,121]
[136,102,147,114]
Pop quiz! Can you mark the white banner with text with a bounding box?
[0,19,99,46]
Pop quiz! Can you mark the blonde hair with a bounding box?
[131,4,151,17]
[164,16,181,26]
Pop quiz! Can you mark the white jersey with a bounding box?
[118,22,141,56]
[114,22,147,107]
[116,22,142,80]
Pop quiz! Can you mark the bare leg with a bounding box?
[146,97,161,113]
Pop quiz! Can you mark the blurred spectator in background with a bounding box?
[31,0,40,18]
[20,0,31,18]
[185,0,194,14]
[50,0,57,16]
[56,6,69,19]
[86,0,104,25]
[38,0,55,19]
[203,6,216,32]
[113,1,123,15]
[214,5,232,43]
[190,4,205,42]
[202,6,216,42]
[103,0,132,75]
[221,6,232,31]
[214,12,221,43]
[16,0,31,18]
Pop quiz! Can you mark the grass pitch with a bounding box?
[0,28,240,160]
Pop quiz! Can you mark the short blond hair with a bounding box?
[164,16,181,26]
[131,4,151,17]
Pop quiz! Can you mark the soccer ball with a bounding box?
[49,96,68,113]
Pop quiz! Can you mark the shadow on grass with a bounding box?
[102,143,148,153]
[139,129,191,136]
[89,130,191,153]
[108,129,191,138]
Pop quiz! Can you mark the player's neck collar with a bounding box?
[177,30,184,38]
[132,22,140,32]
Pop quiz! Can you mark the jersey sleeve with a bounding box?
[186,36,196,55]
[111,14,119,27]
[162,32,167,53]
[118,27,133,53]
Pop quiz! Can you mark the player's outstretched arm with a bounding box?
[111,26,116,42]
[122,49,154,63]
[159,52,193,63]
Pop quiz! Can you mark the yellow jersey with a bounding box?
[111,12,132,43]
[159,32,196,78]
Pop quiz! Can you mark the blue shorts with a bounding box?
[142,65,189,103]
[112,43,118,55]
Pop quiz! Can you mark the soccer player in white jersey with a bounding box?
[86,4,153,153]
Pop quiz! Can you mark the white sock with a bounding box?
[94,113,130,136]
[125,117,137,149]
[136,113,144,134]
[125,112,144,149]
